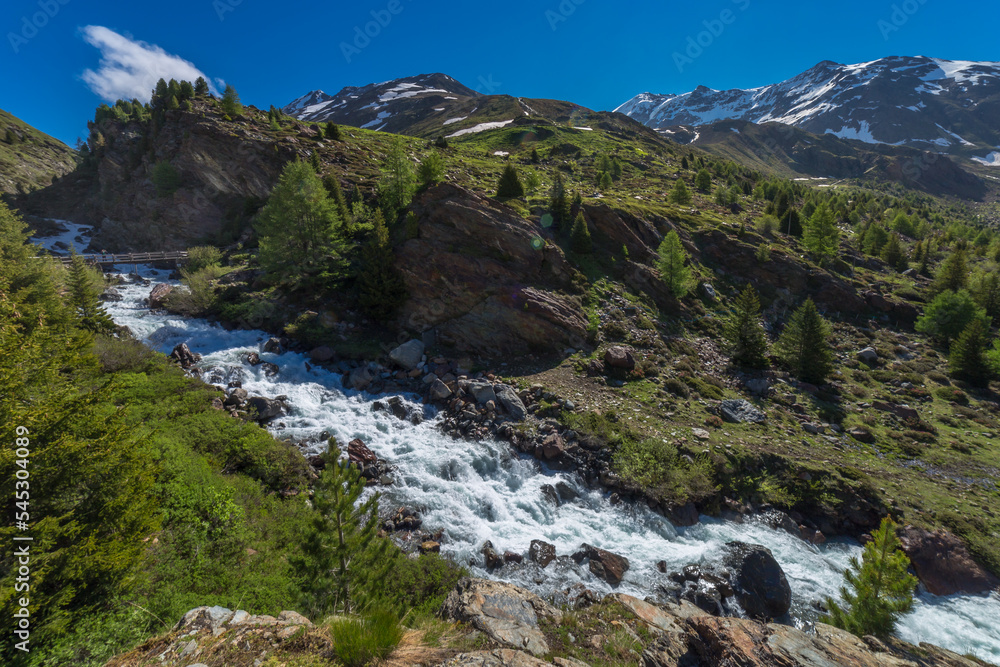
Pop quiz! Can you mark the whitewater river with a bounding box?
[35,222,1000,662]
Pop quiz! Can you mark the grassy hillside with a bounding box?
[0,108,77,195]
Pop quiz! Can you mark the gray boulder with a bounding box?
[720,399,766,424]
[348,365,375,391]
[857,347,879,364]
[440,578,562,657]
[224,387,248,407]
[389,339,424,370]
[723,542,791,620]
[494,384,527,421]
[468,381,497,405]
[430,378,453,401]
[744,378,770,396]
[246,397,283,421]
[310,346,335,362]
[262,337,283,354]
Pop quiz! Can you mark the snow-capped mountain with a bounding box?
[282,73,480,134]
[283,73,591,139]
[616,56,1000,158]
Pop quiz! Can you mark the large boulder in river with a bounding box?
[224,387,248,408]
[347,365,375,391]
[897,525,1000,596]
[169,343,201,369]
[389,339,424,370]
[149,283,174,309]
[571,544,630,586]
[396,184,588,356]
[245,397,283,422]
[723,542,791,620]
[440,578,562,657]
[528,540,557,568]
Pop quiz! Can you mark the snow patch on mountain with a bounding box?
[973,151,1000,166]
[446,120,515,138]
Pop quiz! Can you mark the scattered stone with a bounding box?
[692,428,710,441]
[857,347,879,364]
[100,287,123,302]
[604,346,636,371]
[419,541,441,554]
[347,365,375,391]
[700,282,717,300]
[571,544,630,586]
[720,399,766,424]
[261,362,280,377]
[246,351,261,366]
[744,378,770,396]
[529,540,557,568]
[848,427,875,444]
[262,337,283,354]
[482,541,504,570]
[468,381,497,405]
[389,339,425,370]
[224,387,248,408]
[872,401,919,422]
[495,384,528,421]
[245,397,283,422]
[430,378,453,401]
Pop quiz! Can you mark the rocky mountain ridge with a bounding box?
[617,56,1000,162]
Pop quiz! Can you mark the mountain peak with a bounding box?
[616,56,1000,156]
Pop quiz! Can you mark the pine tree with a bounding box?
[325,122,342,140]
[610,157,623,180]
[67,253,115,334]
[781,208,803,237]
[598,171,613,190]
[255,159,348,292]
[293,441,394,617]
[803,202,840,263]
[378,138,416,214]
[724,284,769,369]
[681,155,689,170]
[825,518,918,638]
[972,270,1000,324]
[949,318,994,387]
[932,248,968,295]
[776,298,834,383]
[153,78,168,105]
[178,80,195,101]
[496,164,525,198]
[310,150,322,173]
[194,76,210,96]
[323,175,351,226]
[916,290,988,347]
[570,212,592,254]
[695,168,712,193]
[434,135,449,149]
[670,178,692,205]
[656,230,692,299]
[880,233,907,272]
[357,209,408,322]
[530,148,540,163]
[549,172,572,228]
[220,84,242,117]
[417,151,446,189]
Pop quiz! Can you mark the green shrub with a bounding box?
[93,334,157,373]
[378,553,466,615]
[935,386,969,404]
[186,246,222,272]
[664,377,690,398]
[330,608,404,667]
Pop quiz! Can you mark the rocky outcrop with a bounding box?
[397,184,588,356]
[436,649,551,667]
[440,578,563,657]
[389,339,425,370]
[897,525,1000,596]
[245,396,284,422]
[149,284,175,309]
[169,343,201,369]
[720,399,766,424]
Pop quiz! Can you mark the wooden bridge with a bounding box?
[43,250,190,267]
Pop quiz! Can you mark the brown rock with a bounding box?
[309,346,335,362]
[347,438,377,466]
[419,541,441,554]
[898,525,1000,595]
[571,544,630,586]
[872,401,919,422]
[528,540,557,568]
[149,283,174,309]
[604,346,636,370]
[541,433,566,460]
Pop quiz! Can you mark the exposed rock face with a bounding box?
[720,399,766,424]
[897,525,1000,596]
[571,544,630,586]
[397,184,588,356]
[494,384,528,421]
[436,649,551,667]
[440,578,562,657]
[604,346,636,371]
[723,542,791,620]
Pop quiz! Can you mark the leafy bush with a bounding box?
[93,334,157,373]
[378,553,466,615]
[664,377,690,398]
[613,438,715,504]
[330,608,404,667]
[185,246,222,273]
[915,290,988,347]
[935,386,969,404]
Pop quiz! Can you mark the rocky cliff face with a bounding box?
[397,184,588,356]
[18,100,314,251]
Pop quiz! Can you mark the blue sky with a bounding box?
[3,0,999,145]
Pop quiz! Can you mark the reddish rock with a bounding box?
[541,434,566,460]
[872,401,919,422]
[898,525,1000,596]
[347,438,377,465]
[571,544,630,586]
[604,346,636,371]
[529,540,557,568]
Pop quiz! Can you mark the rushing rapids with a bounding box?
[35,222,1000,662]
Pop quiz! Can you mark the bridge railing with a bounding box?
[35,251,191,265]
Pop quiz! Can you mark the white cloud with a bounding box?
[79,26,214,102]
